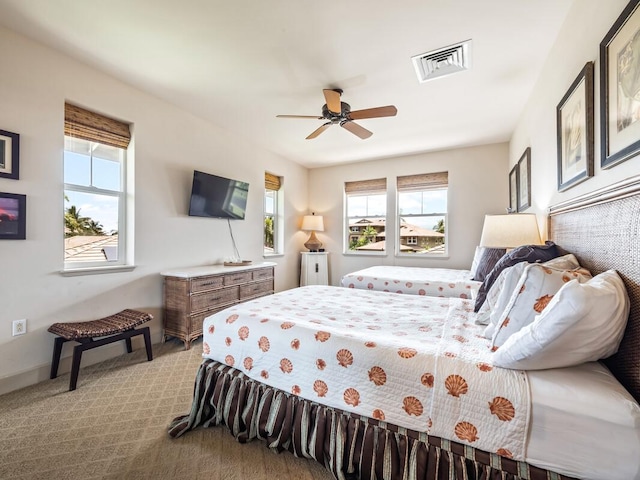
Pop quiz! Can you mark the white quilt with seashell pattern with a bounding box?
[202,285,529,460]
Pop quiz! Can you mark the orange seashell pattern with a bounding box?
[226,314,239,324]
[316,358,326,370]
[238,326,249,340]
[337,349,354,367]
[290,338,300,350]
[208,325,215,334]
[315,331,331,342]
[365,341,377,348]
[343,388,361,407]
[203,342,210,355]
[260,370,269,379]
[280,321,295,329]
[402,396,424,416]
[372,409,385,420]
[454,421,479,442]
[243,357,253,370]
[224,355,234,367]
[225,337,232,346]
[291,385,301,395]
[280,358,293,373]
[496,448,513,458]
[445,374,469,397]
[489,397,515,422]
[421,373,434,388]
[397,347,417,359]
[476,363,493,372]
[534,295,553,313]
[258,336,270,352]
[368,366,387,386]
[313,380,328,397]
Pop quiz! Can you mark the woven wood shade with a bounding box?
[344,178,387,194]
[397,172,448,191]
[265,172,281,191]
[65,103,131,149]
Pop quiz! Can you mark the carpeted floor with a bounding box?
[0,339,334,480]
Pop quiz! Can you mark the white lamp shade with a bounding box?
[301,215,324,232]
[479,214,541,248]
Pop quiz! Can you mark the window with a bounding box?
[396,172,448,255]
[63,104,131,270]
[264,172,283,255]
[345,178,387,253]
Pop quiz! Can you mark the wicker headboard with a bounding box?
[549,175,640,403]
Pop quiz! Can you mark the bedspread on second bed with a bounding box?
[341,265,480,298]
[202,285,530,460]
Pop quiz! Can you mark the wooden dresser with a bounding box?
[161,262,276,349]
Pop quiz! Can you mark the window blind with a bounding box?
[64,103,131,149]
[265,172,281,191]
[397,172,448,191]
[345,178,387,194]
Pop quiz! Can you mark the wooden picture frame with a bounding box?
[0,192,26,239]
[600,0,640,169]
[0,129,20,180]
[557,62,594,191]
[509,165,518,213]
[517,147,531,212]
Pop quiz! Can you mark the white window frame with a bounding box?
[396,187,448,257]
[264,173,283,256]
[63,137,128,271]
[344,178,387,255]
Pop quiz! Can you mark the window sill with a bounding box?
[395,253,450,260]
[60,265,137,277]
[263,253,284,258]
[342,252,387,257]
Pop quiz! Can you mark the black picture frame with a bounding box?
[600,0,640,169]
[517,147,531,212]
[0,192,26,240]
[509,165,518,213]
[0,129,20,180]
[557,62,594,191]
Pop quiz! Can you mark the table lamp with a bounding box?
[479,213,542,249]
[301,213,324,252]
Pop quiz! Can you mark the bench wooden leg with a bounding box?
[142,327,153,361]
[50,336,68,379]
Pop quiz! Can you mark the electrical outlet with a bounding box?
[12,319,27,336]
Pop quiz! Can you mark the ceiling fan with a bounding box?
[276,89,397,140]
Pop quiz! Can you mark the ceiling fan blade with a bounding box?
[306,122,332,140]
[347,105,397,120]
[323,89,342,114]
[276,114,323,119]
[341,121,373,139]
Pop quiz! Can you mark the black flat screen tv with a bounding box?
[188,170,249,220]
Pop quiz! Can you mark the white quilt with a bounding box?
[202,285,530,460]
[341,265,480,298]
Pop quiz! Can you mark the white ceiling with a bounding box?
[0,0,574,168]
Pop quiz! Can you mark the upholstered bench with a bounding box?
[48,309,153,391]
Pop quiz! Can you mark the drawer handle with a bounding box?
[201,281,218,287]
[209,296,221,302]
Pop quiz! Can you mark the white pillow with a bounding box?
[469,246,482,279]
[475,262,528,327]
[543,253,581,270]
[492,270,630,370]
[490,263,592,347]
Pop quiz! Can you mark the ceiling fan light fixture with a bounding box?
[411,39,472,83]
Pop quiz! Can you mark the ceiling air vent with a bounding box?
[411,40,472,83]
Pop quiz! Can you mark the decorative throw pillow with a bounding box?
[490,264,592,348]
[471,247,506,282]
[492,270,629,370]
[474,241,559,312]
[542,253,581,270]
[474,262,528,326]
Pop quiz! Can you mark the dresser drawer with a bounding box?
[224,271,252,286]
[252,267,274,281]
[191,286,239,313]
[240,279,274,300]
[191,275,224,293]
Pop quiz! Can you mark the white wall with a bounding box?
[308,143,509,285]
[0,28,309,394]
[511,0,640,235]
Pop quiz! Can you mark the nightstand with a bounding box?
[300,252,329,286]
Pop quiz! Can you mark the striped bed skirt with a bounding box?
[168,359,574,480]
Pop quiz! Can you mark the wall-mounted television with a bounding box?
[188,170,249,220]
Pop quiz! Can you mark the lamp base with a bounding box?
[304,231,322,252]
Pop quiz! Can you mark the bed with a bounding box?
[340,265,481,299]
[169,176,640,480]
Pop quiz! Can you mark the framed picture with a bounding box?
[0,192,26,240]
[509,165,518,213]
[0,129,20,180]
[600,0,640,169]
[556,62,594,191]
[517,147,531,212]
